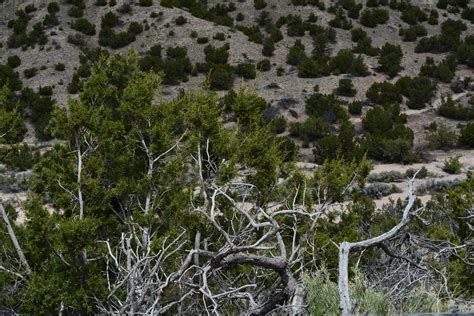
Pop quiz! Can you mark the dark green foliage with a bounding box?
[399,25,427,41]
[305,93,348,123]
[71,18,96,36]
[213,32,226,41]
[268,116,287,134]
[7,55,21,69]
[360,8,389,27]
[297,57,330,78]
[378,43,403,77]
[237,25,264,44]
[401,5,427,25]
[287,40,306,66]
[456,44,474,68]
[425,123,458,151]
[415,19,467,53]
[348,101,363,115]
[47,2,60,14]
[101,12,120,28]
[362,104,415,163]
[396,76,436,109]
[335,78,357,97]
[328,8,353,30]
[96,0,108,6]
[459,123,474,147]
[0,144,40,171]
[24,67,38,79]
[20,87,55,140]
[443,155,463,174]
[175,15,187,25]
[461,7,474,23]
[7,11,48,49]
[67,6,84,18]
[257,59,271,72]
[204,44,229,65]
[235,63,256,79]
[329,49,369,76]
[262,37,275,57]
[128,22,143,35]
[197,37,209,44]
[366,81,402,105]
[209,65,234,90]
[254,0,267,10]
[139,0,153,6]
[438,96,474,120]
[420,57,455,83]
[351,28,367,43]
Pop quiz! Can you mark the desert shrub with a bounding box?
[459,122,474,148]
[235,63,256,79]
[68,6,84,18]
[456,44,474,68]
[366,81,402,105]
[287,40,306,66]
[128,22,143,35]
[336,78,357,97]
[399,25,427,41]
[396,76,436,109]
[417,178,461,194]
[213,32,225,41]
[348,101,362,115]
[461,7,474,23]
[7,55,21,69]
[442,155,463,174]
[289,116,330,143]
[401,5,427,25]
[405,166,428,179]
[415,19,466,53]
[362,183,399,198]
[329,9,353,30]
[204,44,229,65]
[268,116,287,134]
[353,36,378,56]
[276,66,285,76]
[0,108,26,144]
[209,65,234,90]
[378,43,403,77]
[329,49,369,76]
[367,171,404,183]
[197,37,209,44]
[236,13,244,21]
[438,96,474,120]
[360,8,389,27]
[262,37,275,57]
[38,86,53,96]
[305,93,348,123]
[67,33,86,46]
[298,57,330,78]
[254,0,267,10]
[425,123,458,151]
[101,12,120,28]
[24,67,38,79]
[71,18,96,35]
[428,10,439,25]
[351,28,367,42]
[175,16,187,25]
[237,25,264,44]
[0,144,40,171]
[420,57,455,83]
[117,3,132,13]
[96,0,107,6]
[139,0,153,6]
[47,2,60,14]
[257,59,271,72]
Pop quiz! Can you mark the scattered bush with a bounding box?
[235,63,256,79]
[0,108,26,144]
[175,16,187,25]
[0,144,40,171]
[197,37,209,44]
[362,183,399,198]
[254,0,267,10]
[336,79,357,97]
[396,76,436,109]
[378,43,403,77]
[139,0,153,6]
[330,49,369,76]
[209,65,234,90]
[257,59,271,72]
[367,171,404,183]
[71,18,96,35]
[438,96,474,120]
[24,67,38,79]
[360,8,389,27]
[425,123,458,151]
[128,22,143,35]
[287,40,306,66]
[442,155,463,174]
[348,101,363,115]
[459,122,474,147]
[7,55,21,68]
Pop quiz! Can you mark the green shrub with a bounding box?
[438,96,474,120]
[378,43,403,77]
[425,123,458,151]
[0,144,40,171]
[68,6,84,18]
[336,78,357,97]
[139,0,153,6]
[287,40,306,66]
[254,0,267,10]
[0,109,26,144]
[348,101,363,115]
[257,59,271,72]
[209,65,234,90]
[24,67,38,79]
[396,76,436,109]
[197,37,209,44]
[38,86,53,96]
[7,55,21,68]
[330,49,369,76]
[268,116,287,134]
[351,28,367,42]
[442,155,463,174]
[262,37,275,57]
[117,3,132,13]
[71,18,96,35]
[47,2,60,14]
[128,22,143,35]
[0,66,22,91]
[204,44,229,65]
[459,122,474,147]
[235,63,256,79]
[367,171,404,183]
[213,32,225,41]
[366,81,402,105]
[298,57,330,78]
[96,0,107,6]
[175,16,187,25]
[360,8,389,27]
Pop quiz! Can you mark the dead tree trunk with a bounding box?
[338,174,419,314]
[0,203,32,276]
